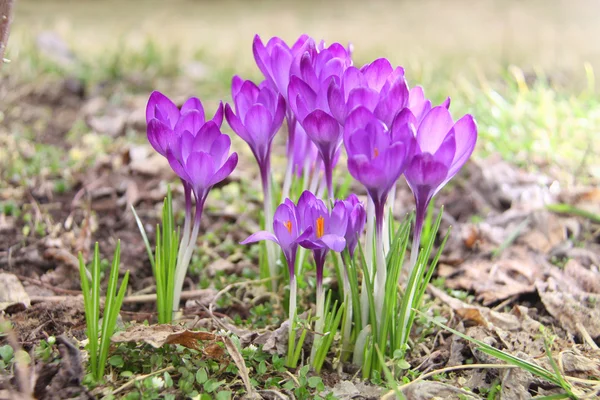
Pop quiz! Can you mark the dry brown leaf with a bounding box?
[440,246,544,305]
[111,324,215,350]
[401,381,480,400]
[563,259,600,294]
[0,273,30,311]
[537,280,600,340]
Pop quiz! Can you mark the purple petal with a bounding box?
[209,134,232,167]
[271,94,286,136]
[434,130,457,168]
[329,201,348,237]
[252,35,272,84]
[344,106,378,139]
[408,86,432,123]
[448,114,477,177]
[375,79,409,127]
[274,220,295,250]
[417,106,454,153]
[342,67,365,99]
[186,152,215,192]
[327,81,346,124]
[361,58,393,91]
[146,91,180,128]
[244,104,273,152]
[166,148,190,182]
[193,121,222,153]
[181,97,204,117]
[225,104,251,143]
[231,75,244,98]
[346,87,380,114]
[147,119,172,157]
[175,110,205,137]
[212,102,224,127]
[271,44,293,94]
[319,234,346,253]
[241,230,279,245]
[208,153,238,186]
[235,80,260,121]
[301,110,341,151]
[405,153,450,194]
[288,76,316,120]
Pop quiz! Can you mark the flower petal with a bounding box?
[361,58,393,91]
[208,153,238,187]
[186,152,215,193]
[146,91,179,128]
[175,110,205,137]
[417,106,454,153]
[319,234,346,253]
[241,230,279,245]
[301,110,342,158]
[181,97,205,118]
[209,134,232,167]
[448,114,477,177]
[225,104,251,143]
[147,119,172,157]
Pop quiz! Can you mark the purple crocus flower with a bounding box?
[241,198,312,278]
[344,107,415,226]
[253,34,313,98]
[288,43,352,198]
[404,105,477,261]
[145,91,235,318]
[146,91,224,157]
[328,58,409,128]
[225,76,286,190]
[341,194,367,258]
[296,191,347,290]
[295,190,346,352]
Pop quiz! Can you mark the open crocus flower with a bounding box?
[241,198,312,278]
[225,76,286,185]
[404,105,477,263]
[328,58,409,128]
[296,190,346,299]
[146,91,224,157]
[297,191,347,270]
[295,190,346,361]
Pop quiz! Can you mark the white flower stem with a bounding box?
[261,167,278,292]
[360,197,375,328]
[172,199,204,319]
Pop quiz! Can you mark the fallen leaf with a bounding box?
[111,324,215,350]
[400,381,480,400]
[0,273,30,311]
[537,280,600,340]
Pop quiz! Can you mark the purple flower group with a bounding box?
[144,33,477,335]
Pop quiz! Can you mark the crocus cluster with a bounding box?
[145,32,477,371]
[238,34,477,347]
[146,91,238,316]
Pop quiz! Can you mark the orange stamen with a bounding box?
[285,220,292,234]
[316,216,325,239]
[374,147,379,158]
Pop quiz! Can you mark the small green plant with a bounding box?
[79,241,130,382]
[132,186,179,324]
